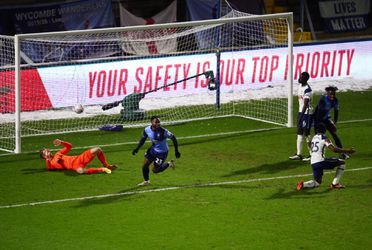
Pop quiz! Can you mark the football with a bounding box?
[73,104,84,114]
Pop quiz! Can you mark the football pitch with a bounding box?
[1,90,372,249]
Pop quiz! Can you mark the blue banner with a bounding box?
[0,0,114,35]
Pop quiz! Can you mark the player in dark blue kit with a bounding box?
[132,116,181,186]
[314,86,347,159]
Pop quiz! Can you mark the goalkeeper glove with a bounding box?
[132,148,139,156]
[175,150,181,159]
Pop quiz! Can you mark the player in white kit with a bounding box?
[296,123,355,190]
[289,72,313,161]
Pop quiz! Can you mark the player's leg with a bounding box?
[297,178,320,190]
[90,147,117,170]
[323,158,346,188]
[297,163,323,190]
[142,158,152,180]
[325,120,348,159]
[73,150,111,174]
[302,114,313,161]
[331,163,345,188]
[151,152,170,173]
[306,164,323,187]
[290,113,304,160]
[75,167,111,174]
[138,148,154,186]
[300,179,321,189]
[306,115,314,149]
[331,124,349,159]
[325,120,343,148]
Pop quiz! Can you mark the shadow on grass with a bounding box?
[223,160,309,177]
[266,187,332,200]
[21,168,48,174]
[189,182,335,199]
[72,186,144,208]
[70,180,340,208]
[63,171,80,176]
[344,183,372,189]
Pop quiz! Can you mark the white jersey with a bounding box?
[298,84,313,114]
[310,133,332,164]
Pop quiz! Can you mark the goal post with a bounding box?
[1,11,293,153]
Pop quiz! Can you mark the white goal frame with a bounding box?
[9,12,294,153]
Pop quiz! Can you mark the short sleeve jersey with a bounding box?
[310,133,332,164]
[298,84,313,114]
[143,126,174,153]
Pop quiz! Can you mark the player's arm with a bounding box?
[54,139,72,154]
[327,141,355,155]
[48,154,64,170]
[132,131,148,155]
[168,132,181,158]
[50,157,61,167]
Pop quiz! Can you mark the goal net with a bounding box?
[1,8,293,153]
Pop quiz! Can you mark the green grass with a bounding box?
[0,90,372,249]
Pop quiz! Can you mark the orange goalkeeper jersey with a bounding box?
[45,141,77,170]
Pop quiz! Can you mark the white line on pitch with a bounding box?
[2,118,372,156]
[1,166,372,209]
[1,126,281,155]
[338,118,372,124]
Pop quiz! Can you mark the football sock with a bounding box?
[332,164,345,185]
[97,152,109,167]
[142,165,150,181]
[85,168,103,174]
[303,180,319,188]
[296,135,303,155]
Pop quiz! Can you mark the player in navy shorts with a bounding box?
[132,116,181,186]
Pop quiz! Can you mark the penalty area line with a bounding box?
[1,126,282,155]
[1,166,372,209]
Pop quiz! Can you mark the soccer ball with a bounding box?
[73,104,84,114]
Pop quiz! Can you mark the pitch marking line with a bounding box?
[0,127,282,155]
[2,117,372,155]
[1,166,372,209]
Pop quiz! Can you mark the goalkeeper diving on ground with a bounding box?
[40,139,117,174]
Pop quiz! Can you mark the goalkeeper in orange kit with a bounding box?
[40,139,117,174]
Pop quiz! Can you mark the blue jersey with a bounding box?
[142,126,174,153]
[316,95,339,121]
